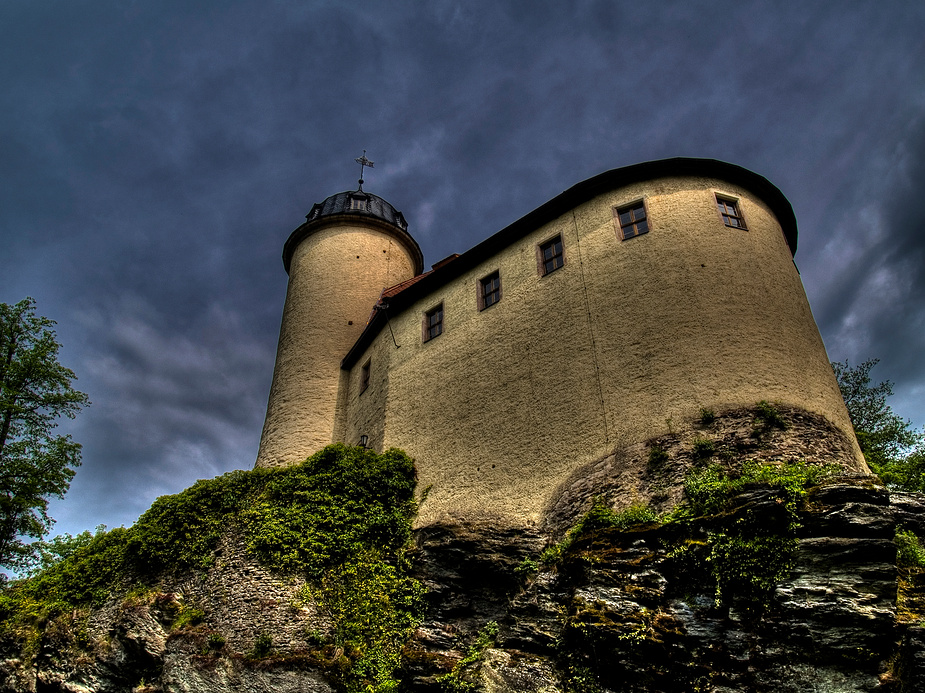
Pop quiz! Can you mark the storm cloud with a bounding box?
[1,0,923,536]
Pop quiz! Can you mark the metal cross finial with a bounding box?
[355,150,374,191]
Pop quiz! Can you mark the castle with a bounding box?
[255,157,865,527]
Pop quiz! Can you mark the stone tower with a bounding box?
[255,187,424,468]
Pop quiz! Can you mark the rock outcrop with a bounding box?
[2,478,924,692]
[402,478,922,692]
[1,411,922,693]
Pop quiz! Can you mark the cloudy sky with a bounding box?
[2,0,924,539]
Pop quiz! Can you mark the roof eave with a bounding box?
[341,158,798,370]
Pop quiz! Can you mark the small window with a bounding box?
[360,359,371,394]
[615,201,649,240]
[479,271,501,310]
[539,236,564,276]
[716,195,747,229]
[423,304,443,342]
[349,195,368,211]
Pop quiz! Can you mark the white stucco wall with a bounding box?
[256,219,418,468]
[338,176,864,526]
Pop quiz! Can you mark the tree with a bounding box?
[19,525,105,578]
[832,358,925,489]
[0,298,89,573]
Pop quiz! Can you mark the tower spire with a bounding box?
[355,150,374,191]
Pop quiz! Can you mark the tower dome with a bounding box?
[256,187,423,468]
[283,190,422,274]
[307,190,409,230]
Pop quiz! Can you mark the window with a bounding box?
[539,236,564,276]
[615,201,648,240]
[349,195,367,211]
[360,359,371,394]
[423,304,443,342]
[479,271,501,310]
[716,195,747,229]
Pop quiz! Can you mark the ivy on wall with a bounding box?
[0,444,423,692]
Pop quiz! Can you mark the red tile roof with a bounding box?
[380,271,432,300]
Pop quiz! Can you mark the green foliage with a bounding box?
[540,498,661,566]
[545,461,835,618]
[172,604,204,630]
[753,400,788,431]
[249,632,273,659]
[7,465,275,625]
[437,671,475,693]
[10,526,131,611]
[436,621,499,692]
[207,632,226,649]
[243,445,416,578]
[896,529,925,569]
[682,464,735,517]
[572,497,660,537]
[461,621,499,664]
[0,526,130,659]
[539,544,563,565]
[239,447,422,691]
[612,503,662,529]
[571,496,620,536]
[305,628,326,647]
[303,550,424,691]
[707,530,797,612]
[1,444,423,692]
[647,444,669,468]
[833,359,919,458]
[0,298,90,573]
[699,408,716,426]
[833,359,925,489]
[127,469,264,574]
[563,665,602,693]
[683,460,834,519]
[880,447,925,492]
[20,525,105,578]
[741,460,837,500]
[678,460,835,614]
[691,437,715,459]
[514,557,539,579]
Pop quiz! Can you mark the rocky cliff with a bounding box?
[2,408,924,692]
[406,480,925,692]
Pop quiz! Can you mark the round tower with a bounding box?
[256,188,423,468]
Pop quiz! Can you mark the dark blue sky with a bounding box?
[2,0,924,538]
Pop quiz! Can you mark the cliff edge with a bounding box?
[1,407,922,693]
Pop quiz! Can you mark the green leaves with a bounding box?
[832,359,925,489]
[243,444,417,578]
[127,468,262,573]
[2,444,422,692]
[435,621,499,692]
[13,527,130,612]
[305,551,424,688]
[896,529,925,569]
[684,460,834,519]
[540,498,661,566]
[0,298,89,572]
[239,445,421,692]
[680,460,834,614]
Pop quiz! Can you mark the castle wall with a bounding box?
[338,175,864,526]
[256,220,418,467]
[333,321,393,452]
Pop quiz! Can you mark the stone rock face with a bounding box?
[545,407,861,537]
[3,480,925,692]
[0,532,332,693]
[401,480,924,693]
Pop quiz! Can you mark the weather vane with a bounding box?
[355,150,374,191]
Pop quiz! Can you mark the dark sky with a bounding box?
[2,0,924,539]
